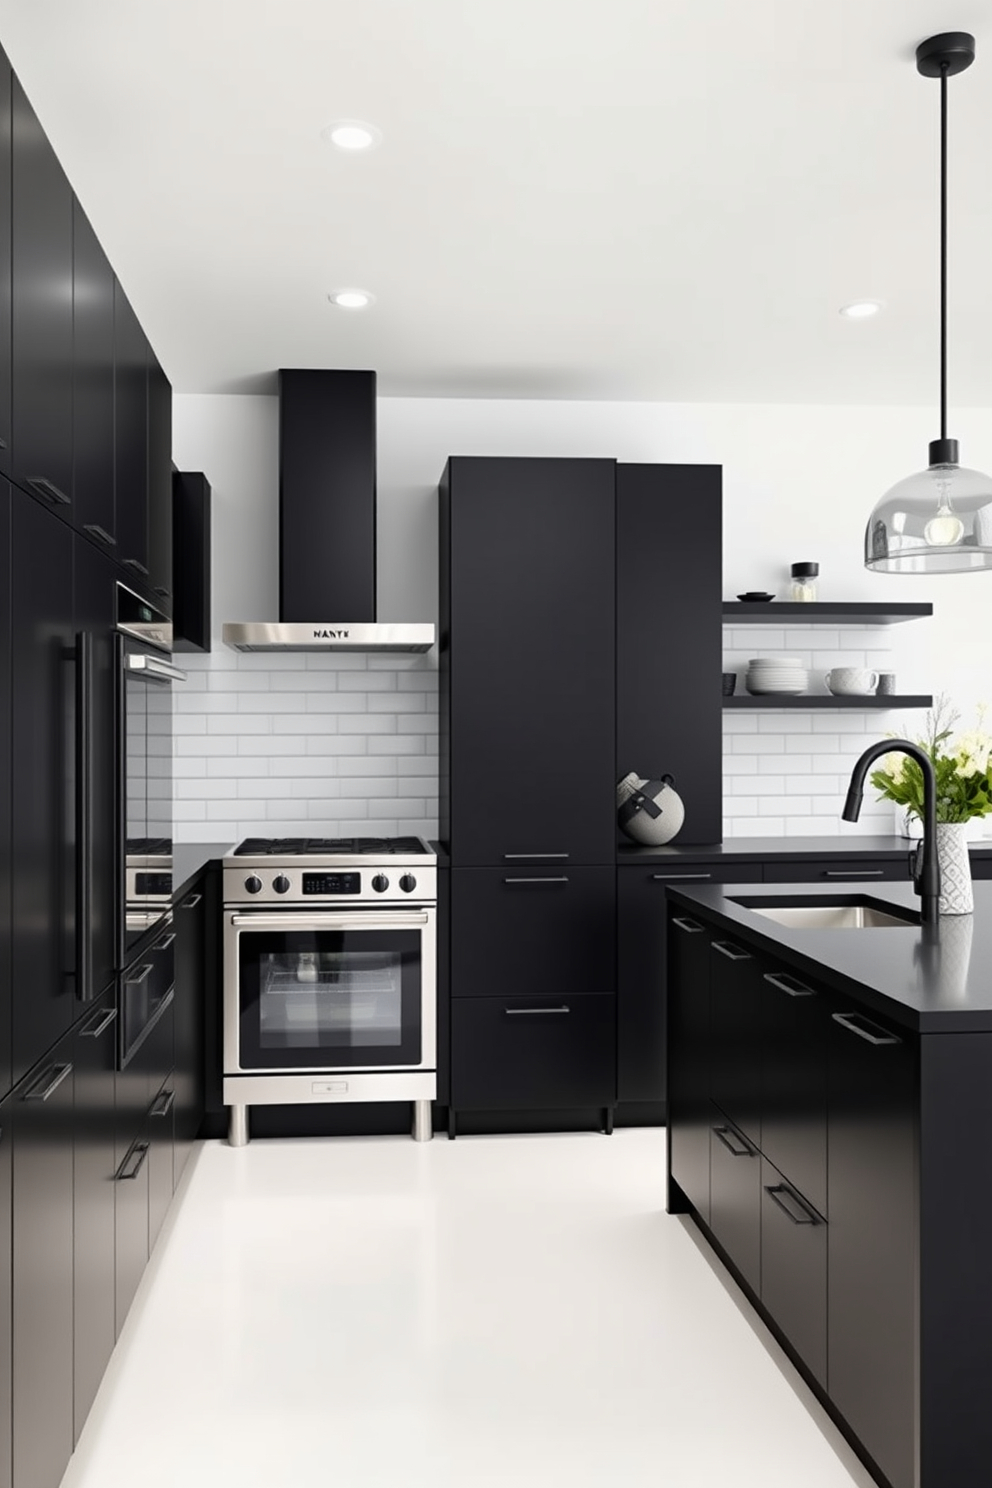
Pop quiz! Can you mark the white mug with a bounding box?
[825,667,878,696]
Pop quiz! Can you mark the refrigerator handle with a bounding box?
[76,631,94,1002]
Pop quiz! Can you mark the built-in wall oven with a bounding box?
[116,584,184,1065]
[222,838,437,1144]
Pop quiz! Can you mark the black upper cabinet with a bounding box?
[0,50,12,478]
[440,457,616,866]
[113,281,149,582]
[10,76,73,515]
[172,470,212,651]
[11,490,75,1084]
[146,354,172,605]
[72,200,116,549]
[616,465,722,846]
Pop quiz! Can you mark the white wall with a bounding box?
[172,393,992,844]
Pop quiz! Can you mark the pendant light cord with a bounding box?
[940,63,948,441]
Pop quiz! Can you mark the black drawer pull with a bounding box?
[125,963,154,986]
[832,1011,901,1046]
[672,916,704,933]
[181,893,203,910]
[503,876,569,885]
[153,586,172,599]
[763,971,815,998]
[503,853,569,861]
[122,557,150,576]
[149,1089,176,1118]
[23,1062,72,1102]
[83,523,117,547]
[713,940,751,962]
[153,932,176,951]
[117,1141,150,1181]
[28,476,70,505]
[653,872,711,881]
[825,869,885,878]
[80,1007,118,1039]
[713,1125,755,1158]
[765,1183,821,1226]
[505,1006,570,1016]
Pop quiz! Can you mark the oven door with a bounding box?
[224,910,436,1073]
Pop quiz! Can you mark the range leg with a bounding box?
[412,1100,433,1142]
[229,1104,250,1147]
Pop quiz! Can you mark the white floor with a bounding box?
[61,1128,877,1488]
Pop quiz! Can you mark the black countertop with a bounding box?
[667,878,992,1034]
[173,842,233,899]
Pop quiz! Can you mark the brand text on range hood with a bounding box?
[223,369,435,653]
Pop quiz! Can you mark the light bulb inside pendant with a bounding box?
[924,472,965,546]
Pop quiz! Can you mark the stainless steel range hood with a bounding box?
[223,370,435,654]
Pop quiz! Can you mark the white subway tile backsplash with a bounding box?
[369,735,426,755]
[763,756,812,774]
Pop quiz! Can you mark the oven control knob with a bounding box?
[273,875,291,894]
[245,875,263,895]
[372,874,389,893]
[399,874,417,893]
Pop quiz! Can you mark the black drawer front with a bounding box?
[451,994,616,1110]
[640,862,763,885]
[450,867,615,1000]
[763,859,908,884]
[147,1071,175,1253]
[709,1107,761,1296]
[760,1157,827,1388]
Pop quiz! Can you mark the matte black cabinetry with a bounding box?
[11,1039,75,1488]
[0,1105,11,1488]
[0,486,10,1100]
[708,1106,761,1294]
[146,355,173,605]
[760,1155,827,1388]
[11,75,74,515]
[172,471,212,652]
[72,199,116,550]
[451,995,615,1111]
[0,50,12,478]
[709,936,762,1145]
[667,911,711,1220]
[174,876,208,1185]
[72,990,118,1441]
[113,282,149,583]
[760,961,827,1217]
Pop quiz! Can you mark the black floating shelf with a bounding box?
[723,602,933,625]
[724,694,933,710]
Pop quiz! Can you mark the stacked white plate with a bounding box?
[745,656,808,695]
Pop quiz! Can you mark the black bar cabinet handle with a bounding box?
[80,1007,118,1039]
[83,523,117,547]
[672,917,704,933]
[121,558,150,576]
[153,932,176,951]
[502,876,569,885]
[24,1063,73,1102]
[503,853,569,861]
[150,1089,176,1118]
[28,476,70,505]
[713,1125,755,1158]
[825,869,884,878]
[181,893,202,910]
[832,1011,901,1046]
[713,941,751,962]
[505,1006,570,1016]
[125,963,154,986]
[117,1141,150,1181]
[153,587,172,599]
[76,632,95,1001]
[653,873,712,881]
[763,971,815,998]
[765,1184,820,1226]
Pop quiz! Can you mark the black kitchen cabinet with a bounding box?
[0,486,10,1100]
[113,281,149,584]
[174,876,208,1185]
[708,1106,761,1295]
[451,994,615,1111]
[116,987,174,1331]
[667,910,711,1220]
[72,989,118,1442]
[828,1004,916,1488]
[708,935,762,1146]
[72,199,116,550]
[10,75,73,516]
[146,354,172,606]
[764,858,909,884]
[11,1038,75,1488]
[759,961,827,1217]
[450,867,615,1001]
[11,491,75,1083]
[0,1100,12,1488]
[172,470,212,652]
[759,1156,826,1388]
[0,49,12,479]
[439,456,616,866]
[148,1072,175,1251]
[616,465,722,846]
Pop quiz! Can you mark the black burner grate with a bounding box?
[233,836,427,857]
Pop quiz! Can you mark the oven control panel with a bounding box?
[302,872,360,896]
[223,865,437,905]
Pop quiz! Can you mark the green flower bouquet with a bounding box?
[870,697,992,825]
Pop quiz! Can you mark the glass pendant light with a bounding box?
[865,32,992,574]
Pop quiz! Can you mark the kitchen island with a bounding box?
[665,878,992,1488]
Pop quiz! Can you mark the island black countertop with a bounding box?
[666,877,992,1034]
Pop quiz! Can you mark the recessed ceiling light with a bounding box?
[839,299,885,319]
[328,289,375,310]
[321,120,382,152]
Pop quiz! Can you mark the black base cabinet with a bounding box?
[708,1107,760,1294]
[451,995,615,1111]
[759,1156,827,1389]
[667,911,711,1221]
[174,874,209,1186]
[0,1107,11,1488]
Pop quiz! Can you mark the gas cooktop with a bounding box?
[231,836,432,858]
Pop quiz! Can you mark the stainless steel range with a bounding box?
[222,837,437,1146]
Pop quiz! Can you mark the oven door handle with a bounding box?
[229,913,431,930]
[125,652,187,683]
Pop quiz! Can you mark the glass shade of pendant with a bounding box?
[865,458,992,573]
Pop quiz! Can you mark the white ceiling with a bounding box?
[1,0,990,406]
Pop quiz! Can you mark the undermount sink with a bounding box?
[732,897,919,930]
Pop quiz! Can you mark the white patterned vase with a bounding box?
[936,822,973,916]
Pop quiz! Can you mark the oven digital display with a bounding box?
[302,872,361,895]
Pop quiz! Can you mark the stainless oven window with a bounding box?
[258,948,404,1049]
